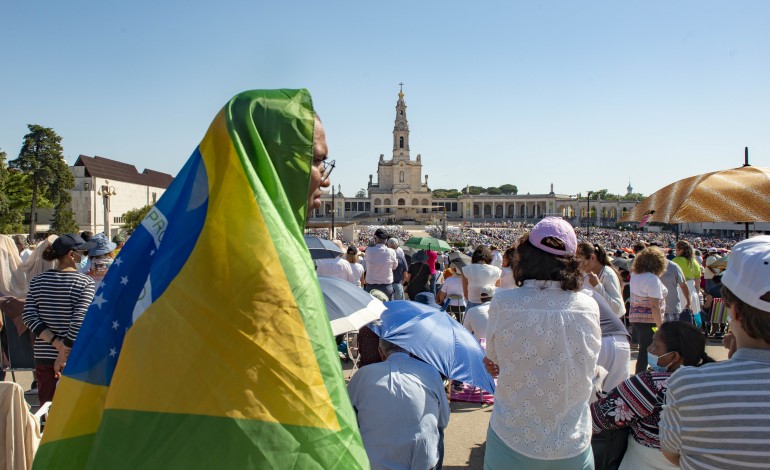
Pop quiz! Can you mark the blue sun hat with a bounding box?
[88,233,117,257]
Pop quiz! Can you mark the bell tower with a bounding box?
[392,83,410,162]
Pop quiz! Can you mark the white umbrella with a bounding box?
[318,277,386,335]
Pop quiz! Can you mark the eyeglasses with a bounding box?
[316,159,335,183]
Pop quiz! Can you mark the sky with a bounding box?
[1,1,768,198]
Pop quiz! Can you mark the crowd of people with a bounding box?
[312,217,769,470]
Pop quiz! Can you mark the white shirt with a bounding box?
[463,301,490,341]
[499,266,516,289]
[316,257,355,284]
[349,262,365,287]
[462,264,502,303]
[363,244,397,284]
[440,276,465,306]
[582,266,625,318]
[486,281,601,459]
[491,250,503,268]
[19,248,32,263]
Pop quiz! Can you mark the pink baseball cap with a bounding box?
[529,217,577,256]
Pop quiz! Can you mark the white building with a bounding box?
[69,155,173,237]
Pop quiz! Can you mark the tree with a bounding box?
[0,171,53,234]
[486,187,502,195]
[0,149,9,221]
[462,186,485,195]
[498,184,518,195]
[355,188,367,198]
[10,125,73,238]
[122,204,154,234]
[50,191,79,234]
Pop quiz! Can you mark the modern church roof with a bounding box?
[73,155,174,188]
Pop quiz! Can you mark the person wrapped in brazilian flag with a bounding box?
[34,90,369,469]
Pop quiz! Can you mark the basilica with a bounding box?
[310,87,639,228]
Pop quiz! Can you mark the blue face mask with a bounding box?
[647,351,674,372]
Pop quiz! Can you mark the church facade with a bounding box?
[310,88,640,227]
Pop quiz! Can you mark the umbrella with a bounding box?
[370,301,496,393]
[404,236,452,252]
[620,163,770,238]
[400,246,417,257]
[448,251,472,270]
[318,277,387,335]
[304,235,344,259]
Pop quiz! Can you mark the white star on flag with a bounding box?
[101,281,107,289]
[120,276,129,285]
[114,257,123,266]
[112,320,119,330]
[92,293,107,308]
[150,249,156,256]
[109,348,117,358]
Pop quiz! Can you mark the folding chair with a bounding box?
[2,313,35,383]
[447,295,466,323]
[708,298,729,337]
[345,330,360,372]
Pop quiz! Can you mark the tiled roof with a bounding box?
[73,155,173,189]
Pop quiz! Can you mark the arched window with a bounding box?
[398,198,406,206]
[399,171,404,182]
[399,136,404,148]
[400,110,403,116]
[412,198,419,206]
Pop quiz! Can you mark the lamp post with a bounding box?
[97,180,117,237]
[586,191,592,238]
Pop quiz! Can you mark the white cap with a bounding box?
[480,285,496,299]
[708,247,718,254]
[721,235,770,312]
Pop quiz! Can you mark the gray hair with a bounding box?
[11,235,28,247]
[386,238,399,248]
[378,338,407,357]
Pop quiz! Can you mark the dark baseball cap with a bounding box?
[374,228,389,239]
[52,233,98,258]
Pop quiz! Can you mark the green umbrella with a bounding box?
[403,236,452,252]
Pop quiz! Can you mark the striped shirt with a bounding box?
[22,270,96,364]
[660,348,770,469]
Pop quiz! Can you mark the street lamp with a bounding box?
[97,180,117,237]
[586,191,593,238]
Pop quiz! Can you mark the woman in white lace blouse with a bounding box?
[484,217,602,469]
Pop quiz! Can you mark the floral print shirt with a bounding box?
[591,371,671,448]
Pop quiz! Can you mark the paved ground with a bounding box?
[8,338,729,468]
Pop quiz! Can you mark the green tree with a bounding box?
[498,184,518,195]
[486,187,502,195]
[355,188,367,198]
[122,204,154,234]
[10,125,74,238]
[462,186,485,195]
[0,149,9,221]
[0,171,54,233]
[50,191,79,234]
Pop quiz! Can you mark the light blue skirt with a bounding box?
[484,426,594,470]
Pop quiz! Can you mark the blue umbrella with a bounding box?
[370,301,495,394]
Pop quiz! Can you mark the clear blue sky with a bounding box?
[2,1,768,197]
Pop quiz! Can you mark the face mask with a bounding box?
[647,350,674,372]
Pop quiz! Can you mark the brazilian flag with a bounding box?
[34,90,369,469]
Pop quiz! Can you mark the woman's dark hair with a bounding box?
[577,242,612,268]
[513,233,582,291]
[42,245,64,262]
[721,285,770,344]
[657,321,715,367]
[504,246,517,265]
[471,245,492,264]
